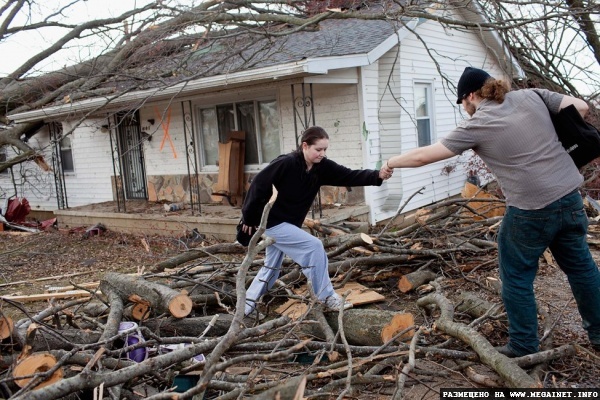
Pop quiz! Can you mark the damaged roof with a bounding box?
[8,2,521,123]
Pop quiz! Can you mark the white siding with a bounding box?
[140,104,190,176]
[369,16,506,221]
[358,62,392,224]
[62,119,114,207]
[279,81,364,169]
[0,119,115,212]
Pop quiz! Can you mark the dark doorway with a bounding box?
[116,112,147,200]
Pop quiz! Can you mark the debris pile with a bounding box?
[0,187,599,399]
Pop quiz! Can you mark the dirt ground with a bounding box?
[1,222,600,395]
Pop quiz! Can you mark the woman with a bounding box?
[240,126,391,315]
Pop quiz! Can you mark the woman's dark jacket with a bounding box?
[241,152,383,229]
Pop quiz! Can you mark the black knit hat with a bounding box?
[456,67,492,104]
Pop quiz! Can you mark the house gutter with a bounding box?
[8,62,314,123]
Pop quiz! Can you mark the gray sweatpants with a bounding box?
[244,222,335,314]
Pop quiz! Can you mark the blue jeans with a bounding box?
[498,190,600,356]
[244,222,335,315]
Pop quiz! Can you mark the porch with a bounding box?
[53,200,372,241]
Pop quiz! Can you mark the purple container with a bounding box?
[125,334,148,362]
[118,322,147,362]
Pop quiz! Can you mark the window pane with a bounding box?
[0,148,7,174]
[415,86,428,117]
[217,104,235,143]
[417,119,431,146]
[200,108,219,165]
[258,100,281,162]
[237,102,258,164]
[196,99,280,168]
[60,136,74,172]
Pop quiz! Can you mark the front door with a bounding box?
[117,112,147,200]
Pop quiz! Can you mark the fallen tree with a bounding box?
[2,194,598,397]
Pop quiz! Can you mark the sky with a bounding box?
[0,0,150,76]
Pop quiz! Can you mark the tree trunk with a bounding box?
[305,309,414,347]
[152,243,246,272]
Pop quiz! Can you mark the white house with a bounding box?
[2,6,522,237]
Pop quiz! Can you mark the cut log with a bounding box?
[397,269,437,293]
[13,352,64,389]
[100,272,192,318]
[0,314,14,340]
[461,181,506,219]
[307,309,414,347]
[15,328,103,352]
[128,294,152,321]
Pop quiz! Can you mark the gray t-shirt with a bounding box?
[441,88,583,210]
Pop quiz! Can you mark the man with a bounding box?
[382,66,600,357]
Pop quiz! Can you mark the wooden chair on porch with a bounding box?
[212,131,245,206]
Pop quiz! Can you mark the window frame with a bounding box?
[414,81,435,147]
[59,134,75,174]
[194,96,281,171]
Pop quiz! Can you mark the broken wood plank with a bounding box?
[1,290,93,302]
[0,272,88,289]
[275,282,385,320]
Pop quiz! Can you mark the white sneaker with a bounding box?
[323,294,353,311]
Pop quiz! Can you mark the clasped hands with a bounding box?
[379,160,394,180]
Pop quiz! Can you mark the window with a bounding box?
[49,122,74,173]
[60,135,74,173]
[196,99,280,167]
[0,147,7,174]
[415,83,433,147]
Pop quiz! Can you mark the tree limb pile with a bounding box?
[1,196,593,398]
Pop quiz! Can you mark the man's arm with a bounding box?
[559,95,589,118]
[385,141,456,169]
